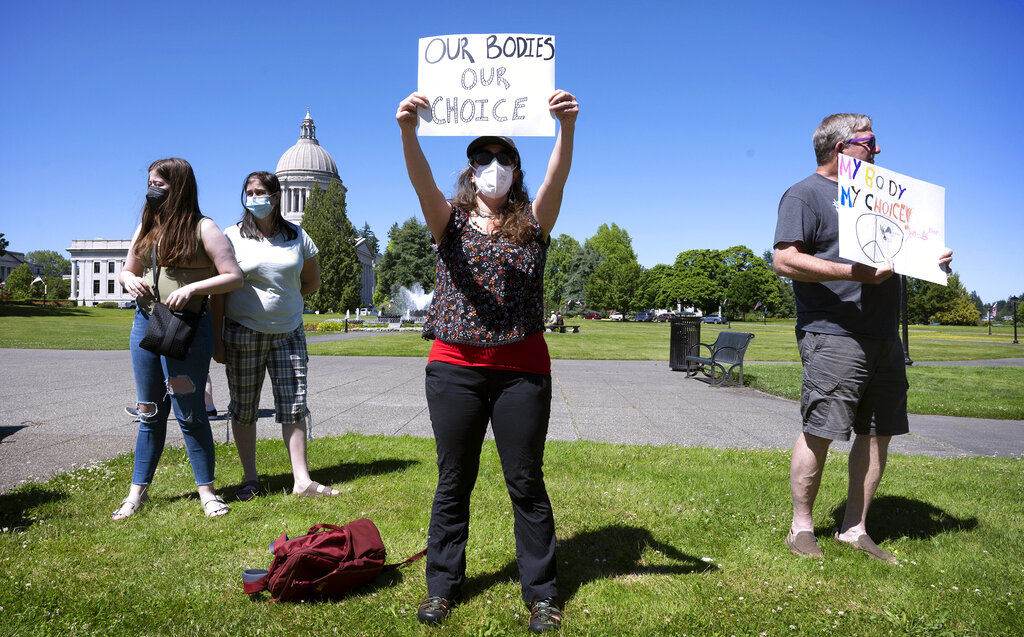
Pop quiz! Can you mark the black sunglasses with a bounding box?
[470,150,516,167]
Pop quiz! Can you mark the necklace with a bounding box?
[470,209,495,218]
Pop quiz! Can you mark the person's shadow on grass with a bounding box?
[461,524,715,604]
[0,484,68,531]
[822,495,978,542]
[170,458,421,503]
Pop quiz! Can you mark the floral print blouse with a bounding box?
[422,205,548,346]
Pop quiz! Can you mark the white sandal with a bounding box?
[202,495,230,518]
[112,488,149,521]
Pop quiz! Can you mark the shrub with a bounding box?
[96,302,118,309]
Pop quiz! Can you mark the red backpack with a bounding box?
[242,518,425,601]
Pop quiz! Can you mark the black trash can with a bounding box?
[669,317,701,371]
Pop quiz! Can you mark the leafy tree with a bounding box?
[634,263,675,311]
[583,224,643,314]
[25,250,70,278]
[0,233,8,257]
[373,217,435,307]
[543,234,579,311]
[301,180,361,313]
[44,275,70,300]
[356,222,380,255]
[4,264,34,300]
[673,249,727,315]
[771,279,797,318]
[727,263,782,318]
[563,242,602,310]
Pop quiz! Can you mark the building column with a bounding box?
[69,259,78,301]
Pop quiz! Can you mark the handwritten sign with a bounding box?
[417,33,556,137]
[837,157,947,285]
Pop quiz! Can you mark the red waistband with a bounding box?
[428,332,551,375]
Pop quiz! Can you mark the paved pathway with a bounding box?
[1,349,1021,493]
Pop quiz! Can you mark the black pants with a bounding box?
[424,361,558,603]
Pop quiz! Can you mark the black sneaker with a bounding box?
[124,406,140,420]
[528,598,562,633]
[417,596,456,626]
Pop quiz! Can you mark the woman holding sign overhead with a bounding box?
[397,89,577,633]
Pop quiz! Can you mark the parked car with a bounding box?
[701,314,726,324]
[608,312,624,321]
[632,312,652,322]
[654,313,674,322]
[117,300,136,310]
[677,311,697,316]
[582,312,601,319]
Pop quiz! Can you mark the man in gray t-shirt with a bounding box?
[773,113,953,563]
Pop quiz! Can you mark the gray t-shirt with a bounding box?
[224,224,318,334]
[773,173,899,338]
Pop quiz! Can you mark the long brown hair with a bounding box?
[132,157,203,266]
[450,166,535,244]
[238,171,298,241]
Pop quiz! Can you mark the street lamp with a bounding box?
[1011,296,1019,345]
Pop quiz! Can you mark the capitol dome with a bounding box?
[276,110,338,176]
[275,110,344,225]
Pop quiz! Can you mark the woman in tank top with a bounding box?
[112,157,242,520]
[396,89,578,633]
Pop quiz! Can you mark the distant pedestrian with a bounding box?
[396,87,579,633]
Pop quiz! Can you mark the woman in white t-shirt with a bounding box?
[211,171,339,500]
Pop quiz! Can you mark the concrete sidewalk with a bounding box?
[1,349,1021,493]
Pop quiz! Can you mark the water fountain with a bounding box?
[389,283,434,324]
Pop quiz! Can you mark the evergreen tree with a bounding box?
[543,234,579,312]
[0,233,8,257]
[356,222,380,255]
[906,273,963,324]
[563,243,602,310]
[373,217,435,307]
[301,180,361,312]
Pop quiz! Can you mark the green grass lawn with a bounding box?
[4,305,1023,419]
[1,434,1021,636]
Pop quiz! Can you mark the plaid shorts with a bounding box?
[224,319,309,425]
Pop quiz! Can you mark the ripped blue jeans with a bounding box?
[129,308,216,486]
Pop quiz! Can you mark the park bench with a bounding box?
[684,331,755,387]
[545,324,581,333]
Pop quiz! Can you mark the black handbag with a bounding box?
[138,244,207,361]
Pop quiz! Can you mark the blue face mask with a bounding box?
[245,195,274,218]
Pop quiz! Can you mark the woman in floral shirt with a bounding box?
[396,89,578,634]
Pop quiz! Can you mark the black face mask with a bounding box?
[146,186,169,207]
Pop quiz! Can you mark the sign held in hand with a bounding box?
[417,33,556,137]
[837,157,948,285]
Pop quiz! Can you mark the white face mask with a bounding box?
[473,160,514,199]
[245,195,274,218]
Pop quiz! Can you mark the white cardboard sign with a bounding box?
[417,33,556,137]
[837,157,948,285]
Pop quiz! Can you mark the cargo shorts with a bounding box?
[797,330,909,441]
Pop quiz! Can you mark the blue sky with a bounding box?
[2,0,1021,303]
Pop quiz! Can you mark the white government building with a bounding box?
[68,111,377,307]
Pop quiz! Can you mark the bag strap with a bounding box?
[383,548,427,572]
[150,243,161,303]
